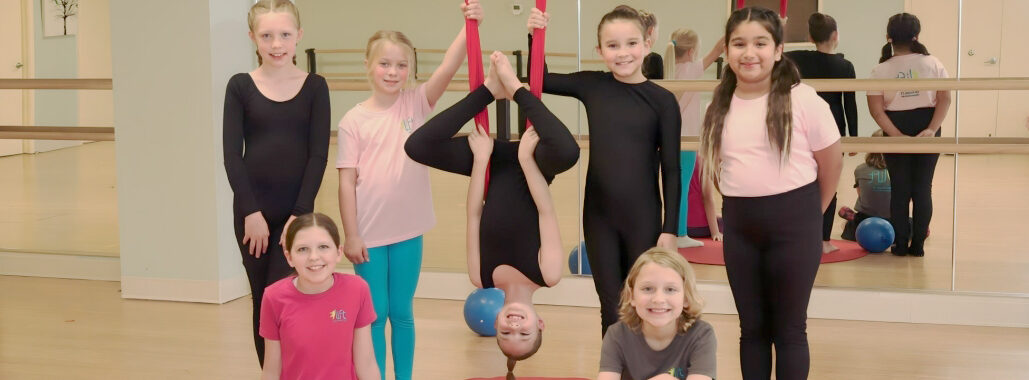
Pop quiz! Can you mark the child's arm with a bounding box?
[526,7,589,98]
[917,90,950,137]
[518,129,564,287]
[701,175,723,241]
[598,373,621,380]
[423,0,483,108]
[338,168,369,265]
[701,37,726,70]
[814,141,844,213]
[260,339,282,380]
[353,325,381,380]
[465,126,492,288]
[866,95,905,137]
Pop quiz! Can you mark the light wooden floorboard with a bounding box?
[1,275,1027,380]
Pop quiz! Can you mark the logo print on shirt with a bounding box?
[329,309,347,322]
[665,367,686,379]
[896,69,921,98]
[402,118,414,133]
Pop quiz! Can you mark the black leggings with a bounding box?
[822,194,837,241]
[723,182,822,380]
[884,108,939,254]
[235,215,293,367]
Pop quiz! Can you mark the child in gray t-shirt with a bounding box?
[840,147,892,240]
[599,248,716,380]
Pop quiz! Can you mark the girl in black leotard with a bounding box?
[222,0,330,366]
[528,5,681,336]
[404,52,578,366]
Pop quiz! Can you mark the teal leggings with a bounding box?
[679,151,697,237]
[354,235,423,380]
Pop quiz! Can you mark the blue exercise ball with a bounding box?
[463,288,505,336]
[568,241,591,275]
[856,217,895,253]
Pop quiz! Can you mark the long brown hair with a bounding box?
[700,6,801,191]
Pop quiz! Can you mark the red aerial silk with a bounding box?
[526,0,547,130]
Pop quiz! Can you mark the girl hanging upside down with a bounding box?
[404,52,579,371]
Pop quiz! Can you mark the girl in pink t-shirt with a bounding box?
[260,213,378,380]
[335,2,483,379]
[664,28,725,248]
[867,12,950,257]
[698,7,842,379]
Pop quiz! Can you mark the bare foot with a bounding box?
[823,241,840,254]
[677,236,704,248]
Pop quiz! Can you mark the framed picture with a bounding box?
[42,0,78,37]
[732,0,820,44]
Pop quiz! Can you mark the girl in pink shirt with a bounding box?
[335,2,483,379]
[699,7,842,379]
[260,213,378,380]
[664,28,725,248]
[867,13,950,257]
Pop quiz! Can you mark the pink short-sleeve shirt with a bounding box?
[718,83,841,197]
[676,61,706,137]
[868,54,949,111]
[260,273,376,380]
[336,85,436,248]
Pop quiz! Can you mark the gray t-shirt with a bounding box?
[599,320,717,380]
[854,163,891,218]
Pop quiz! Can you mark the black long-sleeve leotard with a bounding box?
[528,35,681,335]
[405,86,579,288]
[222,72,330,364]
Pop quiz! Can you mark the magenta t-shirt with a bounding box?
[260,273,376,380]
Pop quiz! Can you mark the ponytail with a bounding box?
[879,42,892,63]
[664,41,677,79]
[505,358,517,380]
[911,40,930,56]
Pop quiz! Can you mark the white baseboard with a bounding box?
[411,272,1029,328]
[121,273,250,304]
[0,251,120,281]
[3,255,1026,327]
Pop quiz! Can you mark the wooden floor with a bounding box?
[1,142,1027,293]
[1,275,1027,379]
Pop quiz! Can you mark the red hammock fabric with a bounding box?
[464,1,490,190]
[526,0,547,129]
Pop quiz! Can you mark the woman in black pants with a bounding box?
[867,13,951,257]
[700,8,842,379]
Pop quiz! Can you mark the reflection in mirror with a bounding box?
[955,153,1029,294]
[302,0,584,274]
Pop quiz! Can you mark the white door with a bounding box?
[957,0,1003,137]
[0,0,25,156]
[996,0,1029,137]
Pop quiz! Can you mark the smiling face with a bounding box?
[726,20,783,87]
[250,11,301,68]
[284,226,342,286]
[366,41,412,95]
[494,302,543,358]
[597,19,649,82]
[630,263,687,329]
